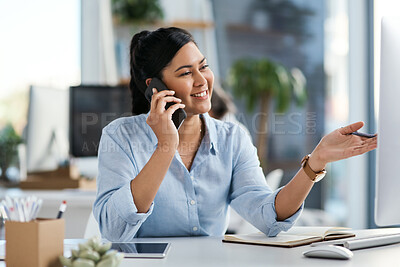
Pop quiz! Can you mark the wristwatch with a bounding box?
[301,154,326,183]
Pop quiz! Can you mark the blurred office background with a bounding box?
[0,0,398,235]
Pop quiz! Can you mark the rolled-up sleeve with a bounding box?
[93,129,153,241]
[229,127,303,237]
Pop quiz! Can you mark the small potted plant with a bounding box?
[60,237,124,267]
[111,0,164,24]
[229,58,307,168]
[0,124,23,182]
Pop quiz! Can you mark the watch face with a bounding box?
[314,172,326,182]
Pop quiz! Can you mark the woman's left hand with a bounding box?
[309,121,377,170]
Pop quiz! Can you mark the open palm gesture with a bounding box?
[311,121,377,167]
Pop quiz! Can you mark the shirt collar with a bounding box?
[145,112,218,154]
[202,113,218,154]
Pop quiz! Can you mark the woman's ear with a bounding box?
[145,78,152,86]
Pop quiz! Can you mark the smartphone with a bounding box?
[145,77,187,129]
[111,242,171,258]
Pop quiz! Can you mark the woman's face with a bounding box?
[161,42,214,116]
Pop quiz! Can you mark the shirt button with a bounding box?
[193,226,198,231]
[190,200,196,205]
[190,175,194,180]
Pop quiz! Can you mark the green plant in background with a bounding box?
[229,58,307,169]
[0,124,23,182]
[60,237,124,267]
[112,0,164,24]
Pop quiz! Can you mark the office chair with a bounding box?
[84,212,101,239]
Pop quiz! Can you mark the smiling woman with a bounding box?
[93,27,377,241]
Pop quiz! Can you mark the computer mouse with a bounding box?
[303,245,353,260]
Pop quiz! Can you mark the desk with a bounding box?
[1,228,400,266]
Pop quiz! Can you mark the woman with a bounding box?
[93,27,377,241]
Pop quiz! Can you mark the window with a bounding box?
[0,0,80,132]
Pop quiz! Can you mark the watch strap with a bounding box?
[301,154,326,182]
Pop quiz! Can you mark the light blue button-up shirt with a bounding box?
[93,112,303,241]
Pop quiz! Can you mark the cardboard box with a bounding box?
[5,219,64,267]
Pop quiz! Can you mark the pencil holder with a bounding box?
[5,218,64,267]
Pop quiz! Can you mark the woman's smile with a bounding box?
[190,89,209,100]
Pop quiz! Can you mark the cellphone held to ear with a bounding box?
[145,77,187,129]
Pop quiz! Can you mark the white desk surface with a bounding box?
[1,228,400,266]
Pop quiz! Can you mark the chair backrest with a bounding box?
[266,169,283,190]
[84,211,101,239]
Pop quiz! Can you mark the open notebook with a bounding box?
[223,226,355,248]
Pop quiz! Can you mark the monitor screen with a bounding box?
[374,17,400,226]
[69,85,132,157]
[26,86,69,172]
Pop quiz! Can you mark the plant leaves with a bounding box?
[228,57,307,113]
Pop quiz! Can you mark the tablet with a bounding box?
[111,242,171,258]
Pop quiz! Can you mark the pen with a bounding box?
[15,200,25,222]
[56,200,67,219]
[9,207,17,221]
[349,131,377,138]
[31,198,43,220]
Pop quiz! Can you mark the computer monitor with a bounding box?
[69,85,132,157]
[26,86,69,172]
[374,17,400,226]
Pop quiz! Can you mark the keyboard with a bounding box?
[311,233,400,250]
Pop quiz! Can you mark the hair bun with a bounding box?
[130,30,150,52]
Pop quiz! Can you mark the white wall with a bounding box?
[81,0,118,85]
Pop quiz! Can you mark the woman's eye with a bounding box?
[179,71,192,77]
[200,64,209,70]
[179,65,209,77]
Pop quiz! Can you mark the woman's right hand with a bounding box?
[146,88,185,151]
